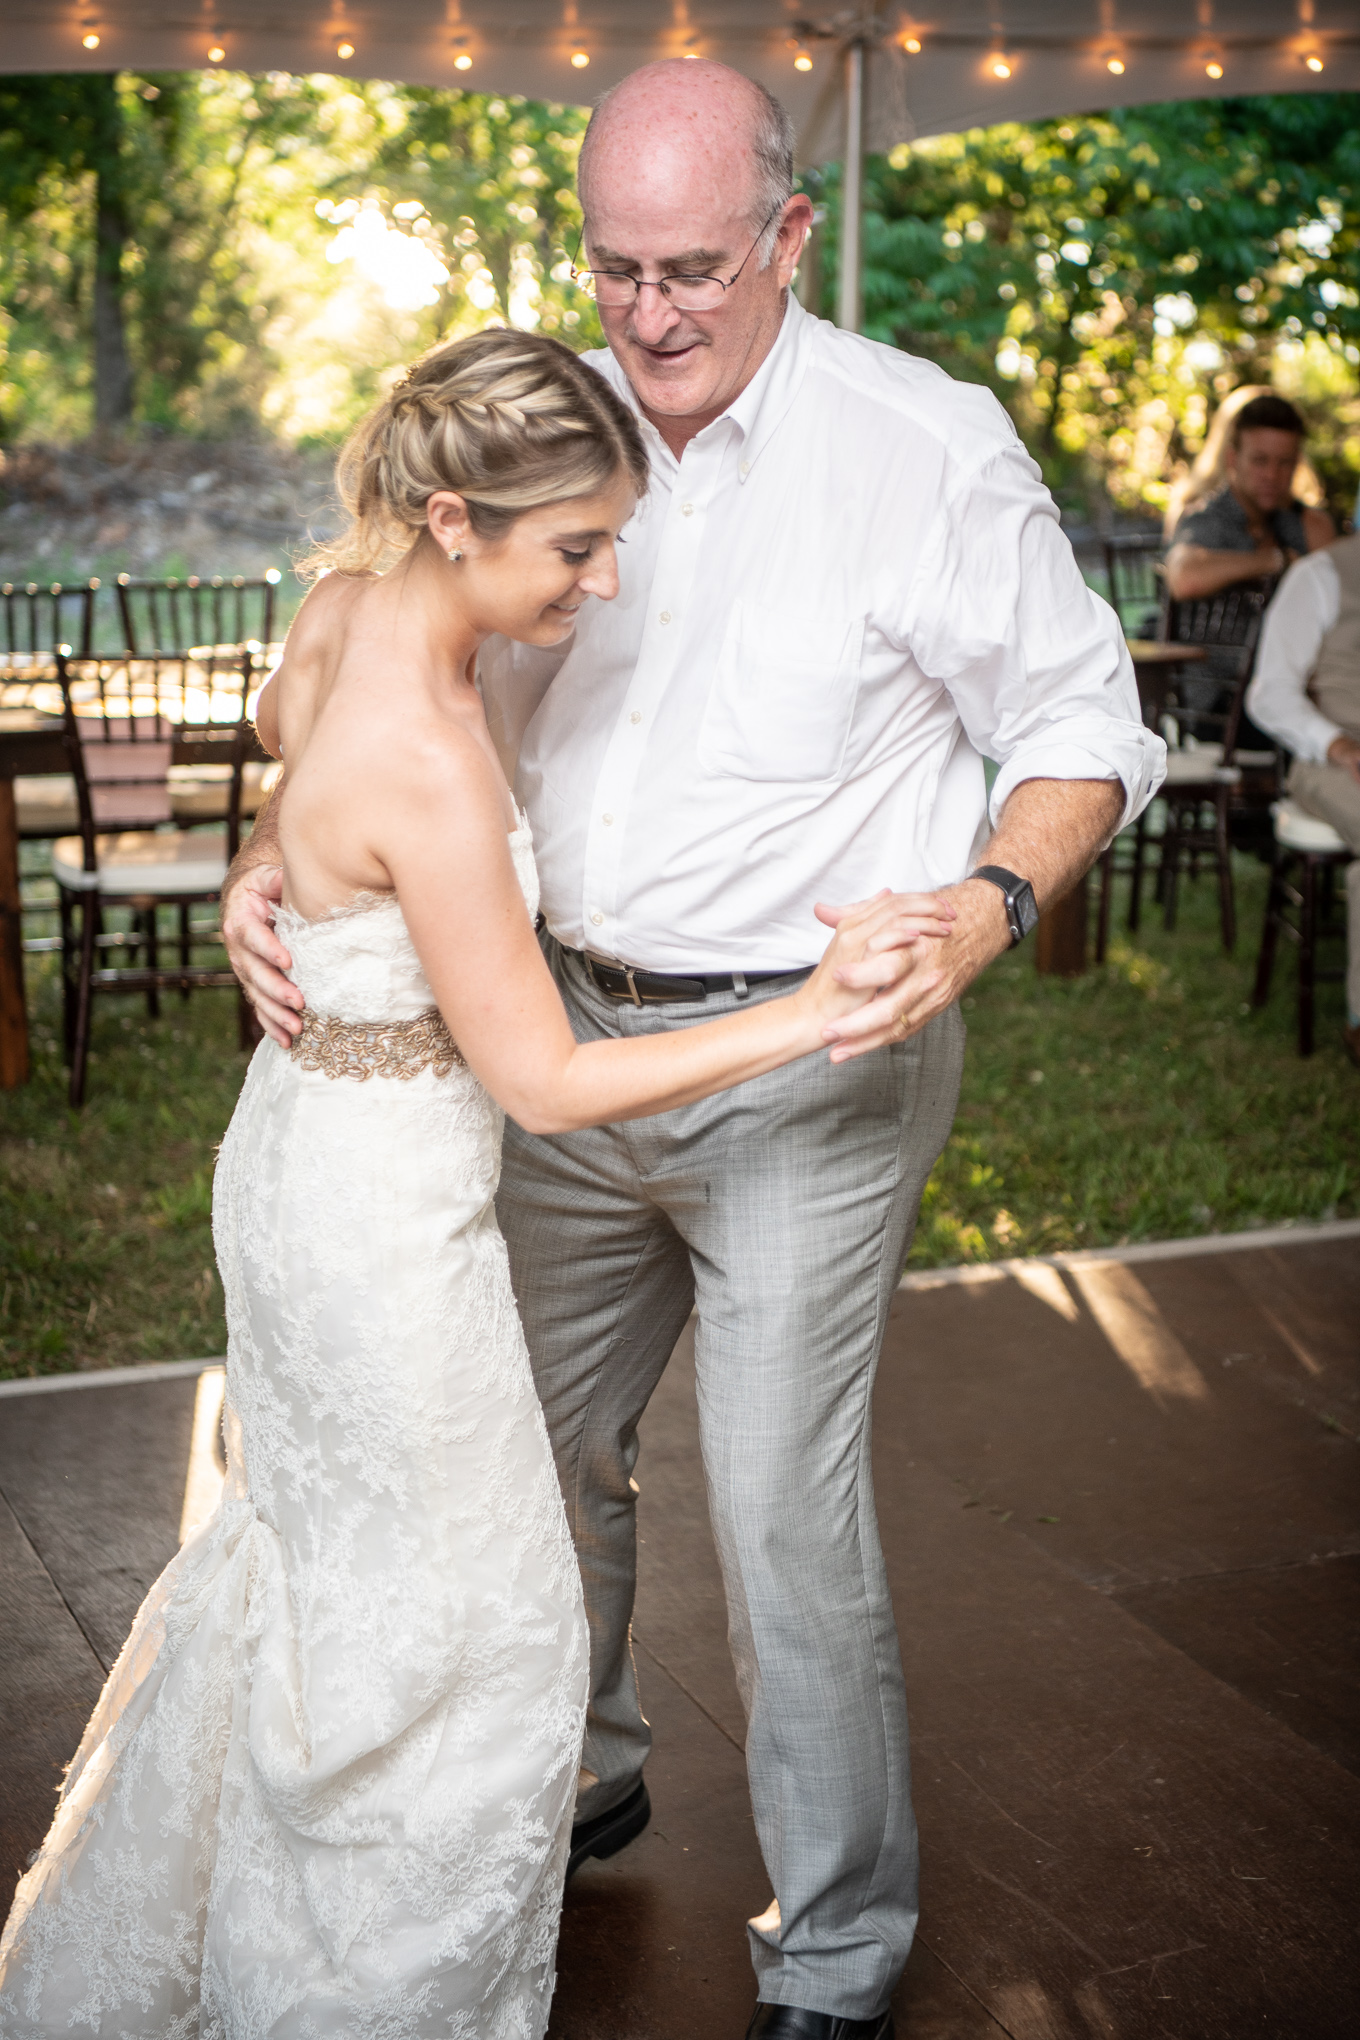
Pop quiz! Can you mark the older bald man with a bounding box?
[225,60,1162,2040]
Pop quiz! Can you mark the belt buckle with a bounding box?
[623,966,643,1008]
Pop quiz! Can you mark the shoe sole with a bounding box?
[566,1784,651,1881]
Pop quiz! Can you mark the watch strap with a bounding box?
[968,865,1035,947]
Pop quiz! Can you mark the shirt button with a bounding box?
[680,502,693,516]
[602,813,614,826]
[659,610,671,624]
[740,460,750,479]
[590,911,604,927]
[629,710,642,724]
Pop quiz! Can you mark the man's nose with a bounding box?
[628,281,684,347]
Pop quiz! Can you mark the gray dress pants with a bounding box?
[497,938,965,2017]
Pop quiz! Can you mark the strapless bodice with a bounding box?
[274,818,539,1024]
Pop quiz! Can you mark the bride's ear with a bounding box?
[426,491,474,561]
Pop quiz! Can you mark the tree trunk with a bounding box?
[90,75,133,430]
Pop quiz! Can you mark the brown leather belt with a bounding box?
[569,948,811,1006]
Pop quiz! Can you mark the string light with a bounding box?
[1205,58,1223,78]
[82,31,101,50]
[1106,54,1126,75]
[336,41,355,59]
[1305,53,1324,72]
[902,36,922,55]
[208,44,225,63]
[454,52,472,70]
[571,49,590,68]
[990,55,1013,80]
[794,51,813,71]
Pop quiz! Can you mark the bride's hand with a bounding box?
[796,889,957,1032]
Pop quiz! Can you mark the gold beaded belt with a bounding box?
[290,1006,465,1081]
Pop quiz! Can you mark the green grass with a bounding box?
[910,851,1355,1266]
[1,849,1353,1379]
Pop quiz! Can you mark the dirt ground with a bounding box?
[0,436,341,605]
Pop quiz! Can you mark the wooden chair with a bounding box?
[1,579,101,696]
[1251,799,1350,1056]
[51,649,258,1106]
[1101,535,1163,636]
[116,571,280,659]
[1152,586,1270,952]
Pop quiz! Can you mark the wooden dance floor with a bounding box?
[2,1224,1357,2038]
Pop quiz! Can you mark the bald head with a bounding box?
[578,60,794,255]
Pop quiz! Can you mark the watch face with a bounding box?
[1015,881,1041,937]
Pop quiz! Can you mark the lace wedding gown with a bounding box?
[0,820,588,2038]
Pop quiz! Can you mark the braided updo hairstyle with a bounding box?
[315,328,649,576]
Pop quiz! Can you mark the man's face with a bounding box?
[1226,428,1301,516]
[583,187,812,432]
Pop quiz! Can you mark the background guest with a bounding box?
[1247,532,1360,1067]
[1165,392,1335,601]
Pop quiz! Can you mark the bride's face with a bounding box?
[427,476,638,647]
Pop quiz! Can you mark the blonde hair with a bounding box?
[1164,382,1325,539]
[313,328,649,576]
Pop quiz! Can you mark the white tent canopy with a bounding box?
[3,5,1354,144]
[2,5,1355,330]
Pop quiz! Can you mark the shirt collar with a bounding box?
[597,292,816,485]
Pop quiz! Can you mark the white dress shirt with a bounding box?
[479,295,1163,973]
[1246,549,1344,764]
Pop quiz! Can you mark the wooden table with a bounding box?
[0,711,264,1089]
[1125,636,1208,730]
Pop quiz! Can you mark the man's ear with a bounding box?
[427,490,474,555]
[776,195,817,291]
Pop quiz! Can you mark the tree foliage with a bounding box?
[812,93,1360,516]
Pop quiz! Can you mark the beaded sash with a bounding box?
[290,1005,465,1081]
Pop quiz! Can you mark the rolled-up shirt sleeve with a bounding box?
[1245,551,1341,765]
[906,440,1166,829]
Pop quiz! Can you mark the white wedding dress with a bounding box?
[0,819,588,2038]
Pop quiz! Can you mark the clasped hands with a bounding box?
[808,880,1003,1062]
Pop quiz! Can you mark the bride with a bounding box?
[0,330,946,2037]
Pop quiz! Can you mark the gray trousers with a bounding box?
[496,938,965,2017]
[1287,757,1360,1019]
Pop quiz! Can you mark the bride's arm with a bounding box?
[383,739,949,1136]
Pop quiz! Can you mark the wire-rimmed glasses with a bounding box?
[568,206,782,310]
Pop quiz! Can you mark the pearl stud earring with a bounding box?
[447,547,463,562]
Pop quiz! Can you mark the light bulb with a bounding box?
[454,52,472,70]
[794,53,812,72]
[208,45,225,63]
[82,31,100,50]
[1205,60,1223,78]
[903,37,922,55]
[571,50,589,68]
[683,50,699,60]
[336,41,355,60]
[1107,56,1125,75]
[991,57,1012,80]
[1306,53,1324,72]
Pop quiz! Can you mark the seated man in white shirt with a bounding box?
[1247,533,1360,1065]
[223,60,1164,2040]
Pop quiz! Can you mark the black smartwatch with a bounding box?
[968,865,1040,947]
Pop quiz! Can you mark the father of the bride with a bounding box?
[224,60,1163,2040]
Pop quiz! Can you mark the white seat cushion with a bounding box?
[167,760,275,820]
[51,829,229,896]
[1272,799,1348,855]
[1162,746,1240,787]
[16,774,80,836]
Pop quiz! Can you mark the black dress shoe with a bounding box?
[566,1780,651,1880]
[745,2005,894,2040]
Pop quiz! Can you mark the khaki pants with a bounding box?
[1287,758,1360,1020]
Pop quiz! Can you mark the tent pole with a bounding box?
[836,39,865,332]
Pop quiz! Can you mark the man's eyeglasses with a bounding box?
[568,206,782,312]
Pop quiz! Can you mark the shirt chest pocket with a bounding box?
[697,600,865,784]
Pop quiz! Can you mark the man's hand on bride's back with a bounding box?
[799,890,957,1037]
[222,864,303,1047]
